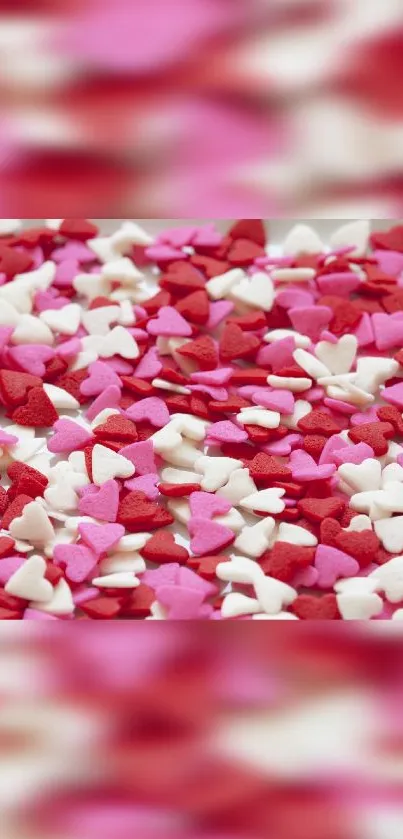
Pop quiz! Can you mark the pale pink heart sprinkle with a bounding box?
[48,418,94,454]
[156,585,209,619]
[35,290,71,311]
[316,272,360,297]
[323,397,356,415]
[354,312,374,347]
[206,300,234,329]
[350,407,379,426]
[188,517,234,555]
[78,480,120,523]
[147,306,192,337]
[157,226,197,248]
[189,491,232,521]
[251,388,294,414]
[0,556,25,585]
[126,396,170,428]
[0,429,18,445]
[257,336,295,370]
[314,545,359,589]
[52,241,96,264]
[290,450,336,482]
[332,442,375,466]
[134,347,162,379]
[276,288,315,309]
[288,306,332,342]
[178,566,218,598]
[191,367,233,385]
[373,249,403,276]
[207,420,248,444]
[73,587,100,606]
[190,384,228,401]
[264,433,302,456]
[104,357,133,374]
[86,385,122,421]
[145,244,187,262]
[191,225,222,248]
[57,338,82,359]
[9,344,55,377]
[373,313,403,351]
[382,382,403,410]
[78,522,125,557]
[119,441,157,476]
[54,259,80,288]
[124,474,160,499]
[53,543,98,584]
[80,360,122,396]
[141,563,181,591]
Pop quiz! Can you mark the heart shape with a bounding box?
[314,545,359,589]
[126,397,170,428]
[0,369,42,407]
[78,522,125,557]
[141,531,189,565]
[40,303,81,336]
[228,219,266,247]
[117,491,158,528]
[338,458,382,492]
[119,441,157,476]
[230,272,274,312]
[188,517,235,556]
[189,491,232,521]
[124,474,159,499]
[92,444,134,486]
[298,497,345,523]
[227,238,265,266]
[219,322,260,362]
[12,386,58,427]
[334,529,380,568]
[80,361,122,397]
[260,542,315,582]
[9,344,55,377]
[176,290,210,326]
[348,421,394,456]
[78,479,120,522]
[147,306,192,337]
[99,325,139,360]
[48,418,94,454]
[371,556,403,603]
[134,347,163,379]
[289,305,332,342]
[5,555,53,603]
[54,543,98,584]
[156,586,207,620]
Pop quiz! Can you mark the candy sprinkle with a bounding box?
[2,218,403,618]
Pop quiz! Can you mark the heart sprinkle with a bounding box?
[2,218,403,619]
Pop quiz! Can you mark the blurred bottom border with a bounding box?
[1,623,402,839]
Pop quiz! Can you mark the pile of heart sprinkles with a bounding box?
[3,218,403,619]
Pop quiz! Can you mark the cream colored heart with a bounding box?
[92,573,140,589]
[5,555,53,603]
[216,468,257,506]
[221,592,261,619]
[99,325,139,360]
[82,305,120,336]
[10,501,55,546]
[31,578,75,616]
[338,458,382,493]
[11,314,54,345]
[216,556,263,585]
[254,576,297,615]
[195,455,243,492]
[315,334,358,375]
[240,488,285,515]
[92,444,135,486]
[40,303,81,336]
[230,272,274,311]
[234,518,276,558]
[282,223,324,255]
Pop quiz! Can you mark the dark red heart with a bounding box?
[94,415,138,443]
[291,594,341,620]
[334,529,380,568]
[260,542,315,582]
[176,290,210,325]
[228,219,267,247]
[220,322,260,362]
[0,370,42,408]
[11,386,58,427]
[178,335,218,370]
[227,238,266,266]
[117,491,158,528]
[348,421,394,455]
[141,531,189,565]
[298,497,345,523]
[298,410,342,437]
[249,453,292,485]
[370,225,403,253]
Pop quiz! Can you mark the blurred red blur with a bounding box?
[1,624,403,839]
[0,1,403,217]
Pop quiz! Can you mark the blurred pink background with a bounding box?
[1,0,403,217]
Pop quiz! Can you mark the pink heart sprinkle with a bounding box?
[207,421,248,444]
[78,522,125,557]
[191,367,233,386]
[134,347,162,379]
[142,563,181,591]
[314,545,359,589]
[178,566,218,598]
[57,337,82,359]
[85,385,122,422]
[251,388,294,414]
[257,336,295,370]
[332,442,375,466]
[48,419,94,454]
[126,396,170,428]
[9,344,55,377]
[373,313,403,351]
[207,300,234,329]
[190,385,228,401]
[263,433,302,456]
[24,610,58,621]
[192,225,222,248]
[290,450,336,482]
[147,306,192,337]
[316,272,360,297]
[124,473,160,499]
[189,491,232,521]
[188,517,234,555]
[156,585,207,620]
[0,556,25,585]
[145,245,187,263]
[80,361,122,397]
[382,382,403,410]
[54,259,80,288]
[35,291,71,311]
[158,226,197,248]
[53,543,98,584]
[52,242,96,264]
[0,429,18,446]
[119,441,157,476]
[289,306,332,342]
[78,480,120,522]
[276,288,315,309]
